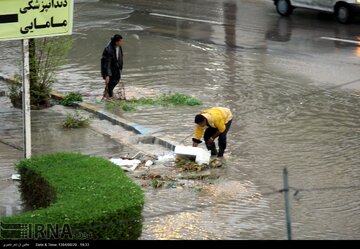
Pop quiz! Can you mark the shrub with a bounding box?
[62,111,91,129]
[7,76,22,109]
[8,36,72,109]
[58,92,83,106]
[0,153,144,240]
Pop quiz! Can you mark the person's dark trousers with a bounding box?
[204,119,232,157]
[107,76,120,97]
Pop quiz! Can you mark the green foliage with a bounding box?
[7,75,22,108]
[8,36,72,109]
[105,100,137,112]
[121,102,137,112]
[32,36,72,88]
[106,93,202,112]
[30,36,72,108]
[59,92,83,106]
[63,111,91,129]
[157,93,202,106]
[151,179,165,189]
[0,152,144,240]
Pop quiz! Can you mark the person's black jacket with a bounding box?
[101,42,123,80]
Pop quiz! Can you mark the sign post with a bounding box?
[22,39,31,158]
[0,0,74,159]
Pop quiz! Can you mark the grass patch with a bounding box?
[58,92,83,106]
[105,93,201,112]
[0,152,144,240]
[63,111,91,128]
[157,93,202,106]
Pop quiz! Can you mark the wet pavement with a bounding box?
[1,0,360,240]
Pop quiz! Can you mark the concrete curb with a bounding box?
[51,91,176,151]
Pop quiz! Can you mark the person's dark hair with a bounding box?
[194,114,205,124]
[111,34,123,45]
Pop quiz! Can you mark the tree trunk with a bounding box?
[29,38,37,86]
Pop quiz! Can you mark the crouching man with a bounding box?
[192,107,232,158]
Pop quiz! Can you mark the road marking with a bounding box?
[320,36,360,45]
[149,13,224,25]
[0,14,18,24]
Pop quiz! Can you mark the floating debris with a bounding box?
[167,183,177,189]
[110,158,141,172]
[137,173,163,180]
[152,179,165,188]
[145,160,154,167]
[175,157,207,172]
[156,152,176,162]
[148,173,162,179]
[177,172,219,180]
[126,151,222,191]
[11,174,21,181]
[209,158,223,168]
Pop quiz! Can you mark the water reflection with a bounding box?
[223,1,237,48]
[264,11,360,63]
[265,17,292,42]
[222,0,237,99]
[145,212,215,240]
[356,37,360,57]
[356,46,360,57]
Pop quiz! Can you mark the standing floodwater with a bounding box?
[0,0,359,239]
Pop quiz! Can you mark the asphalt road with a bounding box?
[102,0,360,90]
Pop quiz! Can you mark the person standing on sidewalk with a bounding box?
[101,34,124,100]
[192,107,233,158]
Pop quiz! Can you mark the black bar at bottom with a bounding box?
[0,14,18,24]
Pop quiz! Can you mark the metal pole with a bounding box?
[22,39,31,159]
[283,167,292,240]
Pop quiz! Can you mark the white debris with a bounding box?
[11,174,21,181]
[174,145,211,165]
[110,158,142,172]
[195,148,211,165]
[145,160,154,167]
[156,152,176,162]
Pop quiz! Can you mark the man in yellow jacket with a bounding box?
[192,107,233,157]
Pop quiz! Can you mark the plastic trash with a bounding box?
[156,152,176,162]
[11,174,21,181]
[145,160,154,167]
[110,158,141,172]
[110,158,141,167]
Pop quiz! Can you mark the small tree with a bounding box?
[8,36,72,109]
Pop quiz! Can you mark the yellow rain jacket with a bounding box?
[193,107,232,140]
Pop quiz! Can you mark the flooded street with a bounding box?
[1,0,360,240]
